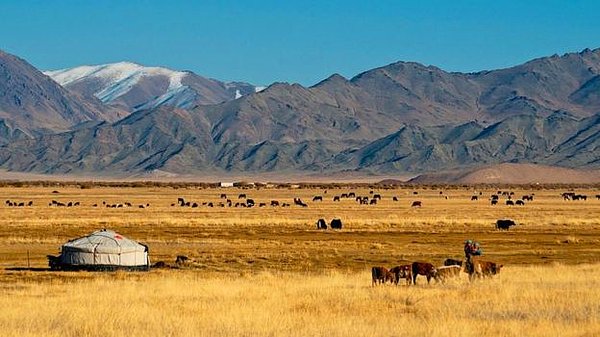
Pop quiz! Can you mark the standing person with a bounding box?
[464,240,482,273]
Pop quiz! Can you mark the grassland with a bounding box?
[0,185,599,336]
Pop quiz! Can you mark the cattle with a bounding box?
[371,266,394,286]
[573,194,587,201]
[27,201,33,207]
[67,202,73,207]
[434,265,462,283]
[389,265,412,285]
[238,194,247,199]
[74,202,80,206]
[515,200,525,206]
[312,196,323,202]
[393,196,399,202]
[333,196,340,202]
[341,193,348,199]
[491,199,498,205]
[443,258,463,267]
[369,190,374,195]
[373,194,382,200]
[139,205,145,208]
[207,202,214,207]
[496,219,517,230]
[185,202,191,207]
[294,198,308,207]
[369,199,377,205]
[175,255,190,265]
[596,195,600,200]
[282,203,291,207]
[152,261,167,269]
[246,199,255,207]
[411,201,422,207]
[506,200,514,206]
[522,195,533,201]
[191,202,198,208]
[220,194,227,199]
[177,197,185,205]
[52,191,59,194]
[92,204,98,207]
[471,196,478,201]
[411,262,437,284]
[259,203,267,207]
[348,192,356,198]
[469,257,503,280]
[316,218,327,230]
[491,194,499,200]
[270,200,280,206]
[330,218,343,229]
[413,191,418,195]
[17,202,24,207]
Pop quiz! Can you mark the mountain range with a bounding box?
[0,48,599,180]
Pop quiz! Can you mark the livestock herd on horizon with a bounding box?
[3,189,600,210]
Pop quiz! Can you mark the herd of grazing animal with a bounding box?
[5,200,33,207]
[3,190,597,212]
[372,257,503,286]
[486,191,534,206]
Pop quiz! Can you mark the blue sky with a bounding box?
[1,0,599,86]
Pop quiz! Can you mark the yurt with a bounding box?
[49,229,150,271]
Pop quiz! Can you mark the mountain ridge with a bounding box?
[1,47,600,179]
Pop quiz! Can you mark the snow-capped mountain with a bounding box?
[45,62,263,112]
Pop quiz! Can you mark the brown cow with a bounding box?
[434,265,462,283]
[371,266,394,286]
[468,257,503,280]
[389,265,412,285]
[411,262,437,284]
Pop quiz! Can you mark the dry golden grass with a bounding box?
[0,185,599,336]
[1,265,599,337]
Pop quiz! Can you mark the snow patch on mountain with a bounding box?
[45,62,189,103]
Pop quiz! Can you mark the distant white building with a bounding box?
[220,182,234,187]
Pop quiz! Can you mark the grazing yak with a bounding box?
[506,200,514,206]
[294,198,308,207]
[316,219,327,230]
[333,196,340,202]
[371,266,395,286]
[411,201,422,207]
[411,262,437,285]
[496,219,517,230]
[175,255,190,265]
[389,265,412,285]
[312,196,323,202]
[471,196,478,201]
[330,218,343,229]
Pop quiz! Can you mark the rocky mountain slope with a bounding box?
[0,48,599,177]
[0,50,126,142]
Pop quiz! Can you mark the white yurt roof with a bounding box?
[62,229,146,254]
[59,229,149,268]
